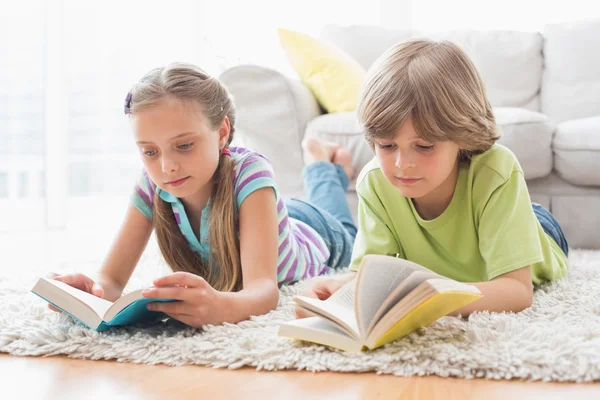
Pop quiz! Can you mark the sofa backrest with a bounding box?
[320,25,543,111]
[542,20,600,123]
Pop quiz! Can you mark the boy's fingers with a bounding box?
[295,306,314,319]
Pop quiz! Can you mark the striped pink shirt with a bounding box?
[131,146,331,285]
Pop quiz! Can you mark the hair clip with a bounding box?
[124,92,132,115]
[221,147,231,156]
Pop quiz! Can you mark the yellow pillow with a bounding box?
[278,28,366,113]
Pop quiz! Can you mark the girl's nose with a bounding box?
[161,156,178,173]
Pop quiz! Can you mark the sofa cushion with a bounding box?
[493,107,554,180]
[320,25,543,111]
[428,31,543,111]
[278,28,366,113]
[542,20,600,123]
[553,116,600,186]
[220,65,321,199]
[304,107,554,184]
[320,25,416,72]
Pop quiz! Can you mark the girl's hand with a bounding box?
[46,272,104,312]
[142,271,224,328]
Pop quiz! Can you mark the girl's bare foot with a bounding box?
[301,138,339,165]
[333,147,354,180]
[302,138,354,180]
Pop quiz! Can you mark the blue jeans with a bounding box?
[533,203,569,256]
[285,162,357,270]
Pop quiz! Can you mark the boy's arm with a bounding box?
[450,265,533,317]
[296,192,400,318]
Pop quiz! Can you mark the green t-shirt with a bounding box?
[350,144,568,285]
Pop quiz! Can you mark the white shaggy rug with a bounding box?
[1,250,600,382]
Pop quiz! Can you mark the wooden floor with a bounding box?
[1,354,599,400]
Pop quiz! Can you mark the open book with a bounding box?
[31,278,176,331]
[278,254,482,352]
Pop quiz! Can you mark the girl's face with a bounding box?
[374,116,460,207]
[131,99,229,202]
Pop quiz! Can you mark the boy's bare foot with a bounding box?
[301,138,339,165]
[333,147,354,180]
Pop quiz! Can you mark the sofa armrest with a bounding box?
[220,65,322,199]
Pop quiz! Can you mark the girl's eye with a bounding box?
[177,142,194,150]
[143,150,157,157]
[417,144,435,152]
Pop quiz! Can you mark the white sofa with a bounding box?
[220,20,600,249]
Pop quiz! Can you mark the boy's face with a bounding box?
[131,99,229,204]
[373,116,460,207]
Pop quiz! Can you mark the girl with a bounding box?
[49,63,357,328]
[298,39,569,317]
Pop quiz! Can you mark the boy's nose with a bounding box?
[395,152,415,170]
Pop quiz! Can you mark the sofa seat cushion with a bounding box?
[553,116,600,186]
[305,107,554,185]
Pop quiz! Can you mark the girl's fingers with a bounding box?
[142,286,189,300]
[153,272,206,289]
[48,304,61,312]
[147,301,189,315]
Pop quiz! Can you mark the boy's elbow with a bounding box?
[519,281,534,311]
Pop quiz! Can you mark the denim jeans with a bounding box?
[533,203,569,256]
[285,161,357,270]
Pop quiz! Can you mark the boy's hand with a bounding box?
[295,273,355,319]
[46,272,105,312]
[142,271,223,328]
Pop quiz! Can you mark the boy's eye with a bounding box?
[377,142,396,150]
[177,142,194,150]
[416,144,435,151]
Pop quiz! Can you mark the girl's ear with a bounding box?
[218,116,231,147]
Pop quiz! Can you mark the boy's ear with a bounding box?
[218,116,231,145]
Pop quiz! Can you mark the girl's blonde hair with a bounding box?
[127,63,241,292]
[357,39,500,161]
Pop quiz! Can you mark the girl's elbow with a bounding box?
[266,282,280,311]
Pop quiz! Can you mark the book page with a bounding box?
[104,289,144,321]
[41,278,113,316]
[365,279,482,349]
[278,317,363,352]
[365,270,441,336]
[326,278,355,309]
[354,255,442,339]
[293,281,360,340]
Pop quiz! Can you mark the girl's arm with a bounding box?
[95,203,153,301]
[143,188,280,327]
[451,265,533,317]
[219,186,280,322]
